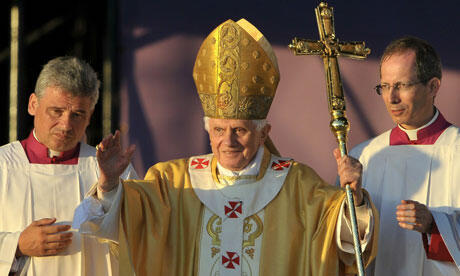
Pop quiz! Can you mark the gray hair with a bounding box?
[35,56,100,109]
[380,36,442,83]
[203,116,268,132]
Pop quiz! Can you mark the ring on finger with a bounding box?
[96,144,104,152]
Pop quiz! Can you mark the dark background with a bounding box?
[0,0,109,146]
[2,0,460,182]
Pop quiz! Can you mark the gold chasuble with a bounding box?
[116,18,378,276]
[118,147,378,275]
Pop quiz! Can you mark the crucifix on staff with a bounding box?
[289,2,371,276]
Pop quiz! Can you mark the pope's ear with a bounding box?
[28,93,38,116]
[260,124,271,143]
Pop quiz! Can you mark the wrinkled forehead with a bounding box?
[208,118,255,129]
[38,86,94,110]
[38,85,97,108]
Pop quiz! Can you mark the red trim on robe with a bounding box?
[422,222,454,262]
[389,112,451,145]
[20,131,80,164]
[389,111,454,262]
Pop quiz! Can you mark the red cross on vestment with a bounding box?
[224,201,242,218]
[222,251,240,269]
[191,158,209,169]
[271,160,291,171]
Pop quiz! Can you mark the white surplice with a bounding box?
[350,125,460,276]
[0,141,137,276]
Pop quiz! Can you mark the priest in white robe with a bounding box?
[349,36,460,275]
[74,19,379,276]
[0,57,137,276]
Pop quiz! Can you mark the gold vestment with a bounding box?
[118,149,378,275]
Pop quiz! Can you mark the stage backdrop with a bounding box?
[119,1,460,184]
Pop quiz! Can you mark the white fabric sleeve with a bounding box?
[72,180,123,243]
[97,185,119,212]
[431,210,460,272]
[71,163,138,242]
[0,231,21,275]
[336,196,374,265]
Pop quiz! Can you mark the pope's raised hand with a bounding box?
[396,200,434,233]
[333,148,364,206]
[96,130,135,192]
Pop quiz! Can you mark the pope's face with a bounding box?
[28,86,93,151]
[208,118,270,171]
[380,50,439,130]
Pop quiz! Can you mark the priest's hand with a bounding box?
[17,218,73,257]
[396,200,434,233]
[333,148,363,206]
[96,130,136,192]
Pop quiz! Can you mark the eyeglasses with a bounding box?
[374,81,422,95]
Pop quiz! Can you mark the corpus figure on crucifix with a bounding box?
[73,17,377,276]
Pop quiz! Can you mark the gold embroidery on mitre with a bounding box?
[193,19,280,119]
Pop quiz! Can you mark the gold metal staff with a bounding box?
[289,2,370,275]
